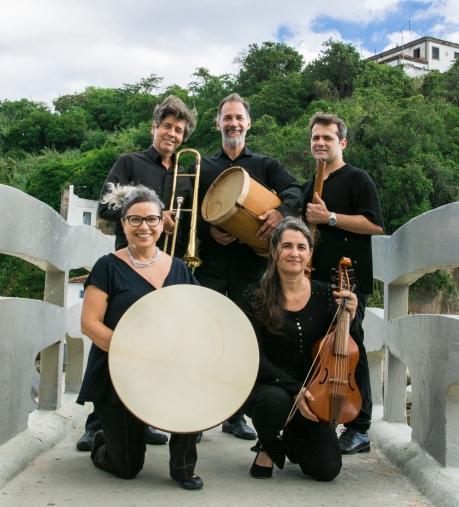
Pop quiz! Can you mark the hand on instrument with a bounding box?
[333,289,358,320]
[305,193,330,225]
[257,209,284,240]
[163,210,175,236]
[210,226,237,245]
[297,388,319,422]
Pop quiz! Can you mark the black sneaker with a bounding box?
[222,420,257,440]
[76,429,95,452]
[144,426,168,445]
[339,428,370,454]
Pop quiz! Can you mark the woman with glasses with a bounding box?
[77,184,203,490]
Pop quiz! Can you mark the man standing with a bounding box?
[76,95,197,451]
[98,95,196,256]
[194,93,303,440]
[303,112,384,454]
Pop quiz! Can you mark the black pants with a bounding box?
[194,271,257,425]
[244,384,341,482]
[85,409,102,433]
[92,404,197,481]
[346,294,372,433]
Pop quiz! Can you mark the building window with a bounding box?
[431,46,440,60]
[455,52,459,60]
[83,211,92,225]
[79,289,84,298]
[413,48,420,58]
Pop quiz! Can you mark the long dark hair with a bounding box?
[253,217,314,333]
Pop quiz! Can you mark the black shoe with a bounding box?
[90,430,105,460]
[250,451,273,479]
[76,429,95,451]
[222,420,257,440]
[173,475,203,490]
[144,426,168,445]
[339,428,370,454]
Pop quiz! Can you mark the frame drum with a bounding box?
[109,284,259,433]
[201,166,281,255]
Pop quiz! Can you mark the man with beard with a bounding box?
[303,112,384,454]
[193,93,303,440]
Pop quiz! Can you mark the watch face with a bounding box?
[328,214,337,226]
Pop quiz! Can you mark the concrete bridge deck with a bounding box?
[0,395,443,507]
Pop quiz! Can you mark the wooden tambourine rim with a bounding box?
[201,166,250,225]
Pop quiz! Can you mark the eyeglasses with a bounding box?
[124,215,162,227]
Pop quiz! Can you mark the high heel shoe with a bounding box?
[250,451,273,479]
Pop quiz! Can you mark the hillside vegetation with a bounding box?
[1,40,458,303]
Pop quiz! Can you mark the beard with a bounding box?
[222,128,246,148]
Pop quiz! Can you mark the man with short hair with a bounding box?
[194,93,303,440]
[303,112,384,454]
[76,95,197,451]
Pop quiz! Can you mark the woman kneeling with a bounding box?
[243,217,357,481]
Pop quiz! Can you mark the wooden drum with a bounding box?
[201,166,281,255]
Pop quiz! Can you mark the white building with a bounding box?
[61,185,114,307]
[367,36,459,77]
[61,184,99,227]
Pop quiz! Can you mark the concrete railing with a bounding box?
[0,184,113,445]
[365,202,459,467]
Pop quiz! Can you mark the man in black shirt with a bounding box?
[303,112,384,454]
[98,96,195,257]
[76,95,197,451]
[194,93,303,440]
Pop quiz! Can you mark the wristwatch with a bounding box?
[327,212,337,226]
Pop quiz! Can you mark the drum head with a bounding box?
[109,284,259,433]
[202,167,247,222]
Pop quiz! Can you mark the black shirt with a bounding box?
[98,145,192,255]
[243,281,337,395]
[195,147,303,279]
[77,254,199,405]
[303,164,384,294]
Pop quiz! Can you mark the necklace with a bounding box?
[127,246,160,269]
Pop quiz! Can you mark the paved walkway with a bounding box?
[0,396,438,507]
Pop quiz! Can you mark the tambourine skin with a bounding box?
[108,284,259,433]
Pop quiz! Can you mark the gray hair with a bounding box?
[309,112,348,140]
[216,93,250,120]
[152,95,197,141]
[101,183,164,216]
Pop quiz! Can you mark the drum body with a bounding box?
[109,284,259,433]
[201,166,281,255]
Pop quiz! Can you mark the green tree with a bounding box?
[235,42,304,96]
[380,163,432,233]
[302,39,363,99]
[249,73,305,124]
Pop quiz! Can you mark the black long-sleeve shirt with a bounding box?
[243,281,337,394]
[194,147,303,279]
[97,145,192,255]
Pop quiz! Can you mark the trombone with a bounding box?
[163,148,202,270]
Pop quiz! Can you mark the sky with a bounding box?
[1,0,458,105]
